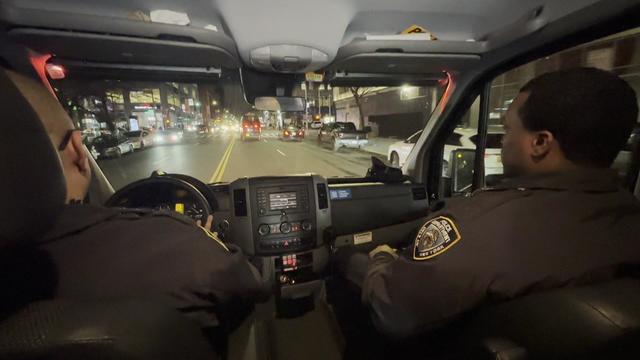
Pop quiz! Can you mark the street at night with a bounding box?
[98,129,386,189]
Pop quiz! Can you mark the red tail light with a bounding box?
[243,125,249,128]
[254,124,259,129]
[298,131,304,136]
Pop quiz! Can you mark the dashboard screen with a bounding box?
[269,192,298,210]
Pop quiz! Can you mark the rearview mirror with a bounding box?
[254,97,306,112]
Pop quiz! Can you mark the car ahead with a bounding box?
[91,134,134,159]
[280,125,305,141]
[317,122,368,151]
[241,116,262,141]
[125,130,154,150]
[154,128,183,145]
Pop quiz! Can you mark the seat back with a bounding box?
[0,300,219,360]
[463,278,640,359]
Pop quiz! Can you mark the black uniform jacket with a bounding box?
[36,205,267,327]
[362,169,640,337]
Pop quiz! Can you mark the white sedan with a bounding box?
[126,130,154,150]
[388,128,504,176]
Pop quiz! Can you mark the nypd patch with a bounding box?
[413,216,461,261]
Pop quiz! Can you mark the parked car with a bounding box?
[317,122,368,151]
[388,127,504,176]
[91,134,134,159]
[280,125,305,141]
[443,127,504,177]
[241,116,262,141]
[155,128,183,145]
[126,130,154,149]
[388,130,423,168]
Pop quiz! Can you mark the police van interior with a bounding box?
[1,0,640,359]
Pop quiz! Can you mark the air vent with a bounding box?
[317,183,328,209]
[233,189,247,216]
[412,187,427,200]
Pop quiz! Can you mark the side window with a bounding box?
[438,27,640,198]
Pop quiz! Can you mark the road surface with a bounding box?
[98,130,387,190]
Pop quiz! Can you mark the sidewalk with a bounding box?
[360,137,400,157]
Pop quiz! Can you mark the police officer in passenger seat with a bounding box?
[356,67,640,337]
[3,69,268,329]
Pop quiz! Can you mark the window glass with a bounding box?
[489,28,640,185]
[51,76,447,189]
[439,27,640,198]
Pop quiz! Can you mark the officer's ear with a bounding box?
[530,130,555,159]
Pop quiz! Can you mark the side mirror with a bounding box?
[450,149,475,194]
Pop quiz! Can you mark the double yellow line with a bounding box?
[209,137,236,183]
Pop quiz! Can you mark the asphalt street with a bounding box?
[98,130,386,189]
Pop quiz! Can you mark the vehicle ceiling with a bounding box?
[4,0,602,72]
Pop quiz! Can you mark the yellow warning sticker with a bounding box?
[401,25,437,40]
[402,25,427,34]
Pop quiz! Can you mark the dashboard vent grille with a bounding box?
[412,187,427,200]
[317,183,328,209]
[233,189,248,216]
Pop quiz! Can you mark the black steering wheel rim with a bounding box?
[105,174,213,221]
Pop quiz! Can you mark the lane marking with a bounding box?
[276,149,286,157]
[213,138,235,182]
[209,138,235,183]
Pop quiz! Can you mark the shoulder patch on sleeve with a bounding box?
[413,216,461,261]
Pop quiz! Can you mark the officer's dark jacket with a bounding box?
[35,204,267,327]
[363,169,640,337]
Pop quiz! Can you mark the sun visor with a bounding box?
[0,5,240,68]
[329,40,484,74]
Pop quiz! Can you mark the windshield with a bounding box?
[52,76,446,189]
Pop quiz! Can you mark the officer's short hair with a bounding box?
[519,67,638,167]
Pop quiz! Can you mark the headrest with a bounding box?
[0,69,66,248]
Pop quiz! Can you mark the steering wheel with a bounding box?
[105,173,214,223]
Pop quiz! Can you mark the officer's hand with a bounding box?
[369,245,399,260]
[196,215,214,232]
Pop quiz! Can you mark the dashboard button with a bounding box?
[258,224,271,236]
[280,222,292,234]
[301,221,312,231]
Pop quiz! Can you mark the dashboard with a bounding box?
[107,173,429,294]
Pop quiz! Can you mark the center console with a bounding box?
[226,175,331,258]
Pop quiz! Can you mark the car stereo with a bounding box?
[226,175,332,256]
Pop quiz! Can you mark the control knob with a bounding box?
[258,224,270,236]
[280,222,292,234]
[301,221,312,231]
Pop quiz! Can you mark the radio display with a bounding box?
[269,192,298,210]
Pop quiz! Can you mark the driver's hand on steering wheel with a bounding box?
[196,215,214,232]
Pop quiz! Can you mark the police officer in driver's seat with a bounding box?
[2,69,267,332]
[344,67,640,337]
